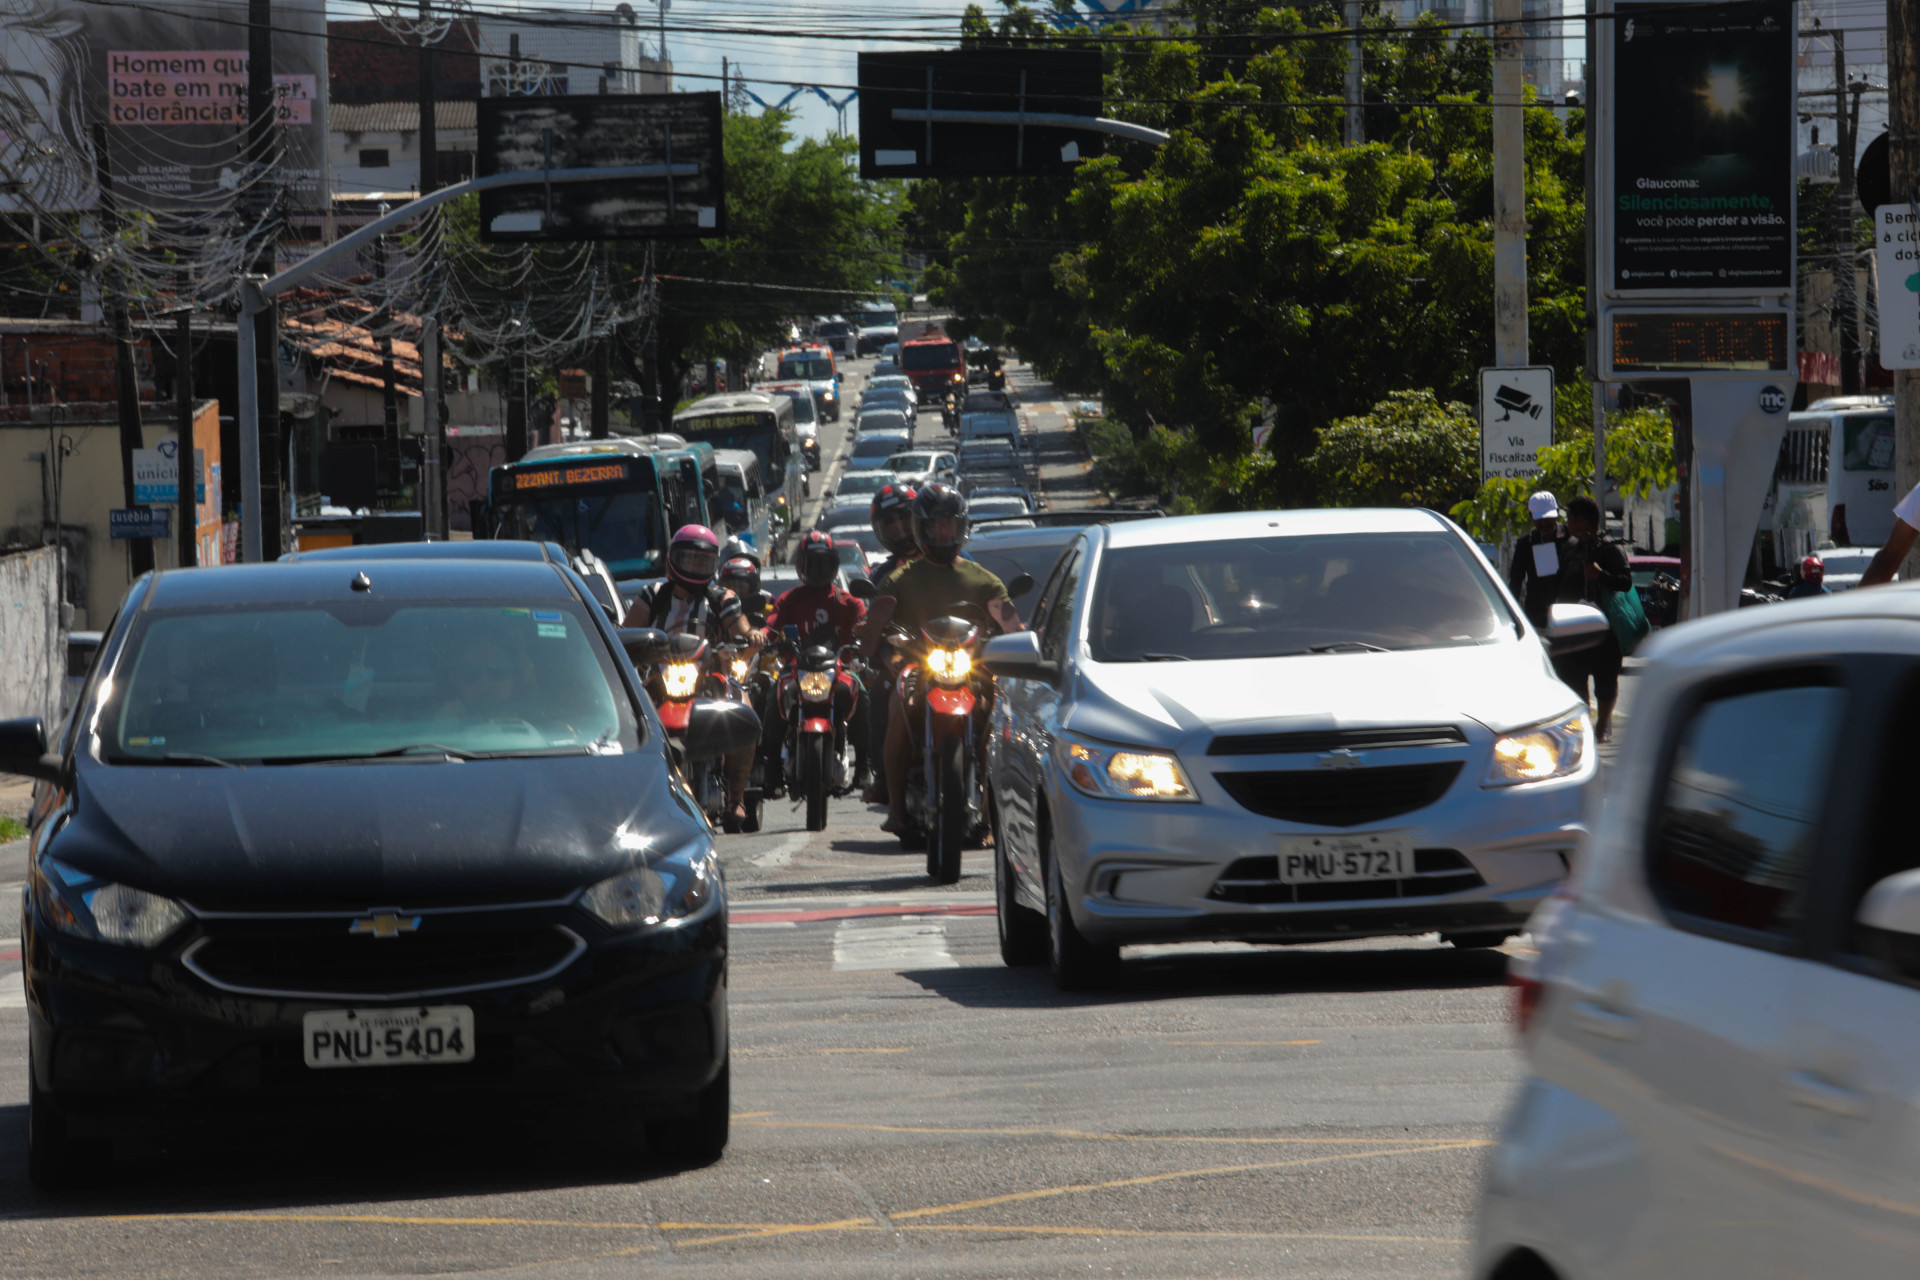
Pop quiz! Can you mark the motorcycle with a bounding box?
[941,389,960,435]
[886,610,996,884]
[647,631,763,833]
[775,625,861,832]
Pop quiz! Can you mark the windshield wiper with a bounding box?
[1307,641,1391,654]
[159,752,242,768]
[1138,652,1192,662]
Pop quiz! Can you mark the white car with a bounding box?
[865,374,919,408]
[887,449,958,488]
[828,469,894,504]
[1812,545,1880,591]
[1476,585,1920,1280]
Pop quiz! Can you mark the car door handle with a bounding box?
[1572,1000,1640,1041]
[1784,1070,1870,1119]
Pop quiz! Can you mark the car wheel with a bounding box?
[28,1074,94,1191]
[1045,829,1118,991]
[645,1056,730,1165]
[995,802,1047,968]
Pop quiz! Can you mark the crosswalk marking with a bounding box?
[0,972,24,1009]
[831,920,957,973]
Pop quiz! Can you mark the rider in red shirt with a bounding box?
[763,531,871,792]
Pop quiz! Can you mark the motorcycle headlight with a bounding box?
[662,662,700,699]
[729,657,749,682]
[1057,736,1196,802]
[926,648,972,685]
[1484,708,1590,787]
[34,858,188,948]
[580,839,718,931]
[799,670,834,701]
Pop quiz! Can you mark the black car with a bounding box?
[0,558,756,1187]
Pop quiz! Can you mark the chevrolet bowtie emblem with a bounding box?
[347,912,421,938]
[1315,749,1366,771]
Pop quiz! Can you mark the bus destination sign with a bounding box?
[511,462,631,491]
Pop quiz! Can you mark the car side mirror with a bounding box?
[0,716,60,781]
[848,577,877,600]
[683,698,761,762]
[982,631,1057,686]
[617,628,671,669]
[1006,573,1036,600]
[1857,869,1920,978]
[1544,603,1608,654]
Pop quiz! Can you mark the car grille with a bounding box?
[1208,725,1467,756]
[1209,849,1485,904]
[184,925,585,999]
[1213,762,1464,827]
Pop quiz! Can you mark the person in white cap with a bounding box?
[1508,491,1572,629]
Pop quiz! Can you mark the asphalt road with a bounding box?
[0,359,1527,1278]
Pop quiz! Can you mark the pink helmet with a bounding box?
[666,524,721,590]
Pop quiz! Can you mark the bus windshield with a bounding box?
[501,490,660,578]
[674,414,788,488]
[779,356,834,380]
[902,342,959,372]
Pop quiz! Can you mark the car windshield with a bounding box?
[500,490,659,578]
[835,472,890,496]
[852,437,910,464]
[970,497,1030,517]
[780,357,834,380]
[961,443,1015,465]
[869,377,912,392]
[890,453,938,472]
[1089,531,1516,662]
[107,601,639,764]
[902,342,959,371]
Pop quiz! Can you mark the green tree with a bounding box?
[1306,390,1481,510]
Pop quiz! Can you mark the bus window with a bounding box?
[502,491,659,579]
[1842,415,1894,472]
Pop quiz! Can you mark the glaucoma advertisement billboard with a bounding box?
[1611,0,1793,291]
[0,0,326,212]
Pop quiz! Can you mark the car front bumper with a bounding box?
[24,894,727,1118]
[1048,763,1588,947]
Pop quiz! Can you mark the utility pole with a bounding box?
[591,248,611,439]
[417,0,445,536]
[92,124,154,578]
[1343,0,1363,146]
[1491,0,1528,369]
[1835,30,1862,395]
[373,211,400,443]
[246,0,283,560]
[174,293,196,568]
[506,303,528,461]
[1895,0,1920,579]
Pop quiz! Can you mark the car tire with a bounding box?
[28,1075,93,1192]
[1045,831,1118,991]
[995,805,1047,968]
[804,735,830,833]
[645,1056,730,1165]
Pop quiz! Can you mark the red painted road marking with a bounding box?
[731,904,996,926]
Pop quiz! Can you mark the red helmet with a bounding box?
[795,530,839,587]
[871,483,919,557]
[1800,554,1825,583]
[666,524,721,589]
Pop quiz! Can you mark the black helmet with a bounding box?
[911,483,969,566]
[795,530,839,587]
[871,483,918,557]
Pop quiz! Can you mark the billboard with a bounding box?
[477,93,725,242]
[0,0,327,212]
[1610,1,1793,292]
[858,49,1105,180]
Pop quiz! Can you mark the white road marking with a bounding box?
[752,833,810,871]
[832,920,957,972]
[0,973,24,1009]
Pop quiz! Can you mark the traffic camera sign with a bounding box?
[1479,366,1555,480]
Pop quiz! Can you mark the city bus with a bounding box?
[482,436,718,583]
[672,391,803,557]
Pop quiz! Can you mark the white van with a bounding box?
[1766,404,1895,555]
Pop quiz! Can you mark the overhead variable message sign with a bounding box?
[477,93,725,242]
[858,49,1104,179]
[0,0,327,212]
[1611,0,1794,292]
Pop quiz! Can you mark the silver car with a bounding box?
[980,508,1606,989]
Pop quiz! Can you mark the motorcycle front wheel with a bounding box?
[927,731,966,884]
[804,734,830,832]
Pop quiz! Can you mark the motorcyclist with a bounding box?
[1786,554,1831,599]
[761,531,872,794]
[623,524,760,827]
[720,554,775,627]
[857,484,920,801]
[870,484,1022,835]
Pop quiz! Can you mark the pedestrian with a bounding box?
[1786,554,1831,599]
[1509,491,1571,630]
[1558,496,1632,743]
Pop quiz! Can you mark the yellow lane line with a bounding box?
[899,1223,1468,1245]
[1166,1040,1323,1047]
[813,1047,913,1054]
[737,1118,1486,1147]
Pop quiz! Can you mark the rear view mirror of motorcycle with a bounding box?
[617,627,672,669]
[1006,573,1036,600]
[848,577,877,600]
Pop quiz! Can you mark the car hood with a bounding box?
[1061,642,1577,749]
[55,753,705,909]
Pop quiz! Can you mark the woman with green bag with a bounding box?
[1557,497,1636,743]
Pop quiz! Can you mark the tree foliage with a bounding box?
[1449,405,1675,541]
[1306,390,1480,510]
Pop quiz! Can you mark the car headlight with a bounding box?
[1483,708,1590,787]
[799,670,834,701]
[34,858,188,948]
[926,647,972,685]
[580,839,718,931]
[661,661,700,699]
[1057,736,1197,802]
